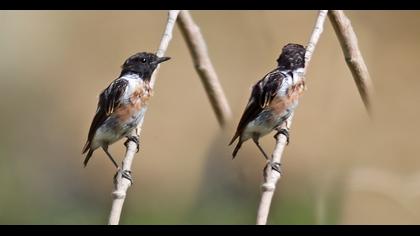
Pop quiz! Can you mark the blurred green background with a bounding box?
[0,10,419,224]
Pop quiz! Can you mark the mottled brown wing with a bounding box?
[82,79,128,153]
[229,69,284,145]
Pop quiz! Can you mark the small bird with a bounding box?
[229,43,306,174]
[82,52,170,180]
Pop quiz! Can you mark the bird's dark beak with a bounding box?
[152,56,171,65]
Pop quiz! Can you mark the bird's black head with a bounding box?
[120,52,171,80]
[276,43,306,71]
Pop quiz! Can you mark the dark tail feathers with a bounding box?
[231,139,242,160]
[229,136,242,159]
[82,141,94,167]
[229,133,242,159]
[83,149,94,167]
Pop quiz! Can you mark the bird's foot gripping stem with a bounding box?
[264,160,282,176]
[124,135,140,153]
[114,169,133,185]
[274,128,290,145]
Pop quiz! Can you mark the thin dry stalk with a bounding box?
[328,10,374,115]
[177,10,232,127]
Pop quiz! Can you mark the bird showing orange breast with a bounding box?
[229,43,307,161]
[263,79,304,124]
[114,84,151,123]
[82,52,170,169]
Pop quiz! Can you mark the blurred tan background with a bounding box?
[0,10,419,224]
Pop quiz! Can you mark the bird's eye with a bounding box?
[141,58,147,63]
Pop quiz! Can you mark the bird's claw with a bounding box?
[121,170,133,184]
[125,136,140,153]
[274,128,290,145]
[264,160,282,175]
[113,168,134,185]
